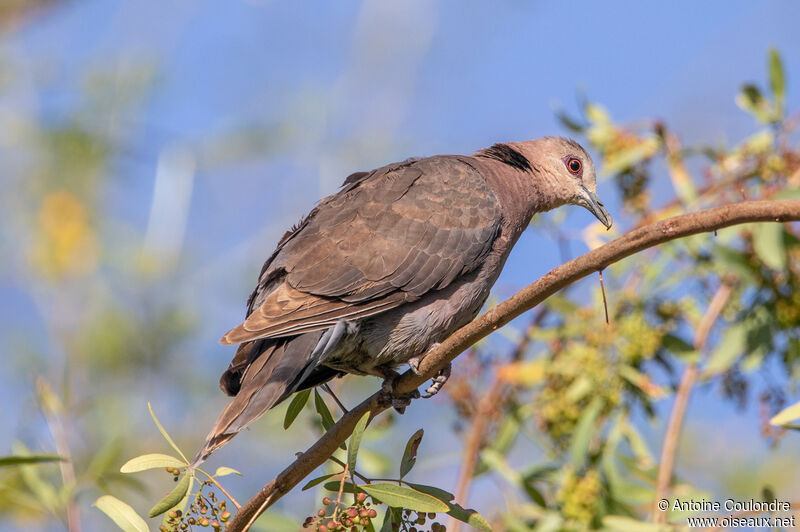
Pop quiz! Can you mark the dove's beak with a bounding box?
[579,187,613,229]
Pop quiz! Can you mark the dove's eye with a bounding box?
[567,157,582,174]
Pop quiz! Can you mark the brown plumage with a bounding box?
[193,137,611,464]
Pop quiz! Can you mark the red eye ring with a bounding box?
[567,157,582,174]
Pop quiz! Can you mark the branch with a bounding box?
[227,199,800,531]
[652,280,734,523]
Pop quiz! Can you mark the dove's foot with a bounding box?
[407,344,450,398]
[378,368,421,414]
[422,362,451,398]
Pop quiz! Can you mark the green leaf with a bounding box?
[603,137,660,175]
[213,466,242,477]
[480,449,521,485]
[555,110,585,133]
[359,483,449,513]
[399,429,424,478]
[147,403,188,463]
[148,471,192,518]
[283,388,311,429]
[161,475,194,528]
[323,480,359,494]
[770,400,800,427]
[314,390,335,431]
[380,507,401,532]
[408,483,489,531]
[0,454,66,467]
[569,397,603,468]
[93,495,150,532]
[769,48,785,106]
[406,483,454,502]
[120,453,186,473]
[347,411,371,474]
[705,323,748,375]
[736,84,769,121]
[302,473,337,491]
[753,223,786,271]
[447,503,492,531]
[741,84,764,109]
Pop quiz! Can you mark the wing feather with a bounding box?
[221,156,502,345]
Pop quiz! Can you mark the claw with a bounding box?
[378,368,420,414]
[422,362,452,398]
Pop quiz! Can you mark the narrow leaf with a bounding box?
[406,482,454,502]
[399,429,424,478]
[148,472,191,518]
[0,454,66,467]
[347,411,371,474]
[380,507,401,532]
[323,480,359,494]
[769,48,785,105]
[213,466,242,477]
[569,397,603,468]
[705,323,748,375]
[93,495,150,532]
[753,223,787,271]
[447,503,492,532]
[283,388,311,429]
[314,390,335,431]
[359,483,449,513]
[161,475,194,528]
[120,454,185,473]
[147,403,188,463]
[770,400,800,427]
[302,473,337,491]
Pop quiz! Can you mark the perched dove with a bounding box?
[194,137,611,463]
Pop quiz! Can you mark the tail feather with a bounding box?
[192,331,324,465]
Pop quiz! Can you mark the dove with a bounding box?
[193,137,611,464]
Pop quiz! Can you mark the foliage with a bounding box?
[444,48,800,530]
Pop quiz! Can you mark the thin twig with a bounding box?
[653,280,734,523]
[196,468,242,510]
[333,462,350,520]
[322,383,350,414]
[227,200,800,532]
[38,379,81,532]
[598,270,610,324]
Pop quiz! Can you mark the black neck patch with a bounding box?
[478,143,532,172]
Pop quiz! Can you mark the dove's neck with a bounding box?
[467,156,558,237]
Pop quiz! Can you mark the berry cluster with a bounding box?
[302,492,377,531]
[160,472,231,531]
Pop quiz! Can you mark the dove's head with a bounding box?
[512,137,612,229]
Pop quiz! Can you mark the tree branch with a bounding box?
[653,280,734,523]
[227,199,800,532]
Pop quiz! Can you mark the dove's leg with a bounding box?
[376,368,420,414]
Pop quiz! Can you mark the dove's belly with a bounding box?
[319,264,496,376]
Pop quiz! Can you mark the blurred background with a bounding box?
[1,2,799,531]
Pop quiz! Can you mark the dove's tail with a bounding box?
[191,331,334,466]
